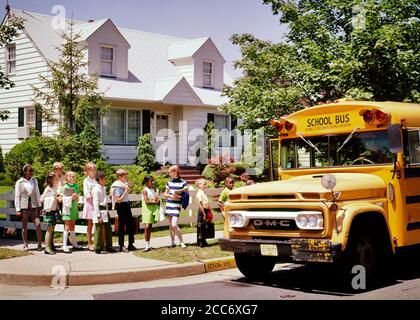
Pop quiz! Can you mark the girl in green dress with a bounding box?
[141,176,160,252]
[59,171,82,253]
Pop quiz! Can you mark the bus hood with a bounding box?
[229,173,386,201]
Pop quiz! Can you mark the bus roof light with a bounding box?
[285,121,294,131]
[373,109,388,124]
[362,110,374,124]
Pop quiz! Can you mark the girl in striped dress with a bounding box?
[164,165,188,248]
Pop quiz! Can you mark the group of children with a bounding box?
[14,162,237,254]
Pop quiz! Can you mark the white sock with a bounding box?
[70,231,78,247]
[145,241,150,249]
[63,231,69,250]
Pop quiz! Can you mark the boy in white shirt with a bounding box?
[92,172,116,254]
[195,179,210,247]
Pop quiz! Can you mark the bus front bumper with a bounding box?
[219,238,342,263]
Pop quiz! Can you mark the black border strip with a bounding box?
[405,167,420,178]
[407,222,420,231]
[406,195,420,204]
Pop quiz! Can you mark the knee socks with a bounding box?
[70,231,78,247]
[63,231,69,250]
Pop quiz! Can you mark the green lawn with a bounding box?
[0,248,31,260]
[62,222,224,245]
[133,240,233,263]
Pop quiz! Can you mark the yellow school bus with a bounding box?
[219,101,420,284]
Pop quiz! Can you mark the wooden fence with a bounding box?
[0,188,224,234]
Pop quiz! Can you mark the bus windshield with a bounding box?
[280,131,393,169]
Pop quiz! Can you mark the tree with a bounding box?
[33,19,105,135]
[0,145,4,173]
[222,0,420,129]
[0,13,24,121]
[136,133,157,173]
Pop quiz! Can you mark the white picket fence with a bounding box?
[0,188,224,234]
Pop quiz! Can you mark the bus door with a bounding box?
[404,129,420,243]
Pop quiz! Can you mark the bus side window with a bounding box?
[407,129,420,165]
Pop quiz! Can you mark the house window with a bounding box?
[127,110,142,144]
[102,109,125,144]
[203,61,213,88]
[18,107,35,127]
[100,109,145,145]
[101,46,114,76]
[26,108,35,127]
[214,114,230,131]
[214,114,231,148]
[6,44,16,75]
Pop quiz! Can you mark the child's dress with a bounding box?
[80,176,97,219]
[141,187,159,224]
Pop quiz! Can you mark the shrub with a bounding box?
[4,128,104,185]
[4,135,60,182]
[202,165,215,180]
[136,133,157,173]
[0,172,13,186]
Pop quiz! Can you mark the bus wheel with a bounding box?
[344,228,383,288]
[234,253,276,281]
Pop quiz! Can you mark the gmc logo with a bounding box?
[253,219,291,227]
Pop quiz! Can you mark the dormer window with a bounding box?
[101,46,114,77]
[203,61,213,88]
[6,44,16,75]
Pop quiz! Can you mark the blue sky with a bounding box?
[7,0,287,78]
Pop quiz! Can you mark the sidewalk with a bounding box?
[0,231,236,286]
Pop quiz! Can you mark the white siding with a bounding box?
[102,145,137,165]
[171,58,194,85]
[0,29,57,154]
[87,20,129,80]
[193,40,225,91]
[182,105,215,165]
[163,79,201,106]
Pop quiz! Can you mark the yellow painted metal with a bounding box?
[225,101,420,254]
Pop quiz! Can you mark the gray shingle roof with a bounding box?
[10,9,230,106]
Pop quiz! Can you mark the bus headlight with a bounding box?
[228,213,246,228]
[296,213,324,230]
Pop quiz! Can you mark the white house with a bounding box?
[0,9,237,165]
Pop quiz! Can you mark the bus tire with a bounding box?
[343,222,390,289]
[234,253,276,281]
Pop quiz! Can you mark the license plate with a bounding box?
[260,244,278,256]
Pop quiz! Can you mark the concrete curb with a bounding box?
[0,256,237,287]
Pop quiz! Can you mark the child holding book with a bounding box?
[164,165,188,248]
[40,173,61,255]
[111,169,136,252]
[195,179,211,247]
[81,162,97,251]
[92,172,116,254]
[141,176,160,252]
[60,171,82,253]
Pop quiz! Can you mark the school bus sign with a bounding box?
[219,101,420,288]
[303,111,359,133]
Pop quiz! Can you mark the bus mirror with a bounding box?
[388,124,402,154]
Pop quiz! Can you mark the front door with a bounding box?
[404,128,420,244]
[153,112,175,164]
